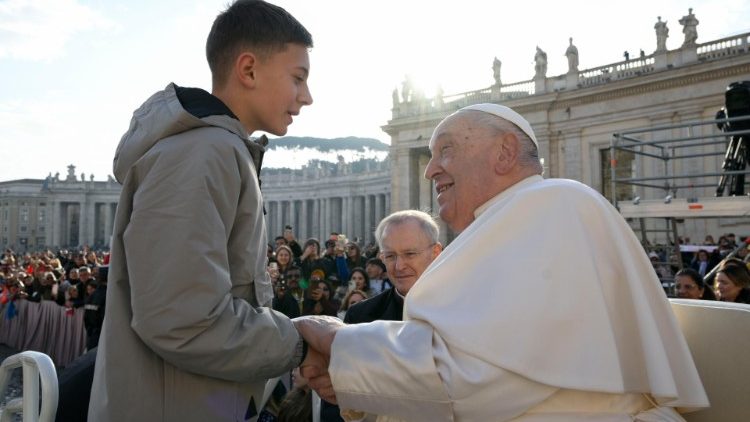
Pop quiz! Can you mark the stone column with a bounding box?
[418,154,432,212]
[300,199,308,240]
[563,130,583,181]
[266,201,273,238]
[322,198,329,238]
[311,199,319,240]
[87,201,97,246]
[104,203,113,247]
[364,195,372,243]
[391,149,413,211]
[77,201,86,247]
[345,196,354,238]
[51,201,61,247]
[292,200,299,231]
[375,194,383,224]
[385,193,391,215]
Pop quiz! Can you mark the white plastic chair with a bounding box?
[0,351,58,422]
[669,299,750,422]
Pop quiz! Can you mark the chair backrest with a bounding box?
[0,351,58,422]
[669,299,750,422]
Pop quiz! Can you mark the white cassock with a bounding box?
[330,175,708,422]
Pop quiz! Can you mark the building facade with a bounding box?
[0,165,120,251]
[384,16,750,243]
[0,160,391,251]
[261,158,391,245]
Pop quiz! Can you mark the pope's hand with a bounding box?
[293,315,344,357]
[300,347,337,404]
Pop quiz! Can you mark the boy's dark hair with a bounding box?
[206,0,313,87]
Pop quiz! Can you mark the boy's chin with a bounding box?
[265,125,289,136]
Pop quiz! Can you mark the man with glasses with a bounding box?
[295,103,708,421]
[345,210,441,324]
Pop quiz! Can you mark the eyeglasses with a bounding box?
[381,244,436,265]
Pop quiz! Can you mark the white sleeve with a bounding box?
[330,320,557,422]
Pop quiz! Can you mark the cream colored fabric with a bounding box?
[330,176,708,421]
[670,299,750,422]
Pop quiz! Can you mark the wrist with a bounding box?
[294,334,308,367]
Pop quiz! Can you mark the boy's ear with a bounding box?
[236,52,259,88]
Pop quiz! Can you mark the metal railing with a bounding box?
[609,115,750,207]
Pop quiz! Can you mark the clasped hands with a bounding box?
[293,315,345,404]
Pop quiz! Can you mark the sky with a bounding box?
[1,0,749,181]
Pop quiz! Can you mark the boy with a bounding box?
[88,1,314,421]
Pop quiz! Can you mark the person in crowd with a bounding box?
[275,245,296,276]
[271,263,301,319]
[344,242,367,273]
[83,266,107,350]
[63,268,84,304]
[26,271,63,304]
[284,266,305,311]
[85,250,99,268]
[347,267,375,298]
[725,233,738,248]
[649,251,674,282]
[736,241,749,263]
[281,225,304,258]
[365,258,391,293]
[703,235,715,245]
[299,238,335,281]
[64,253,86,277]
[675,268,716,300]
[89,1,317,420]
[321,239,337,262]
[77,266,96,289]
[345,210,442,325]
[689,249,712,277]
[275,367,313,422]
[337,289,368,320]
[295,103,708,420]
[714,258,750,304]
[302,278,338,317]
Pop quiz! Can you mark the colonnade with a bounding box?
[265,193,390,245]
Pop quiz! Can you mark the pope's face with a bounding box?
[424,114,495,232]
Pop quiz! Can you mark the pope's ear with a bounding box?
[235,52,259,89]
[493,132,519,174]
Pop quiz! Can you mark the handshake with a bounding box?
[292,315,345,404]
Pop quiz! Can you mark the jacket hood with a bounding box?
[113,83,264,183]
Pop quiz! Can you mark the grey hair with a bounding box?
[375,210,439,249]
[466,111,543,173]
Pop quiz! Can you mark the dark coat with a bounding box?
[344,288,403,324]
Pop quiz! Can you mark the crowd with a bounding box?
[0,225,748,420]
[266,226,392,322]
[0,248,108,350]
[648,232,750,303]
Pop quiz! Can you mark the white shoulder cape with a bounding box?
[405,176,708,410]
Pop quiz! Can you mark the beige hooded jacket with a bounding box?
[88,83,300,421]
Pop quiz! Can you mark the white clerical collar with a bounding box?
[394,287,407,300]
[473,175,544,219]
